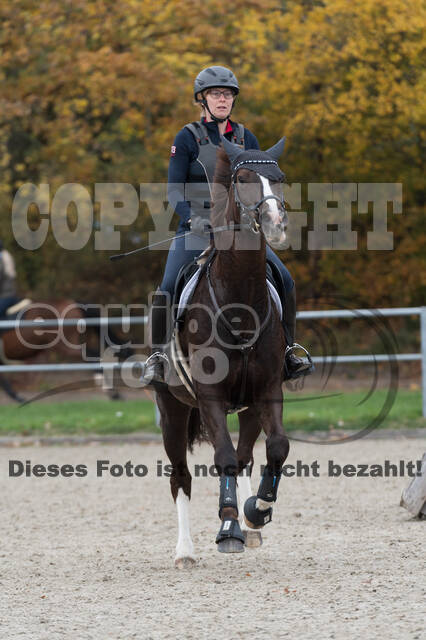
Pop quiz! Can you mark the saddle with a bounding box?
[172,248,217,326]
[173,252,284,328]
[169,252,285,406]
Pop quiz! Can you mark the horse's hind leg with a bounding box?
[242,399,289,533]
[156,389,196,569]
[237,408,263,548]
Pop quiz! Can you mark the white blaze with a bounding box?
[259,175,281,224]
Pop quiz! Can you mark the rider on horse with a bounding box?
[144,65,313,383]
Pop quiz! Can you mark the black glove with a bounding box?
[189,216,212,237]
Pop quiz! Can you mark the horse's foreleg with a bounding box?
[215,474,245,553]
[156,390,196,568]
[243,398,289,531]
[197,398,245,553]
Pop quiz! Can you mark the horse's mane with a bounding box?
[211,148,232,227]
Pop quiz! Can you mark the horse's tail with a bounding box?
[187,407,209,453]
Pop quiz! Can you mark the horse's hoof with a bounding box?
[175,556,196,569]
[217,538,245,554]
[243,529,263,548]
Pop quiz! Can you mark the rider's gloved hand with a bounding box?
[189,216,212,237]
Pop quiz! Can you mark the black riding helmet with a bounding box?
[194,65,239,123]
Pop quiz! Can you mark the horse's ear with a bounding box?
[266,137,286,161]
[221,136,243,164]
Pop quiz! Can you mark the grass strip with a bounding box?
[0,390,423,436]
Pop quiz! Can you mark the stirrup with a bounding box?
[142,351,169,383]
[284,343,314,380]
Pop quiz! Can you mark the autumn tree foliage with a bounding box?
[0,0,424,306]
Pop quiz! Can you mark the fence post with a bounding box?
[422,307,426,418]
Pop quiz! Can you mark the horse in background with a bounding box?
[0,299,133,402]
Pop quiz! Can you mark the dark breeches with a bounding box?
[160,232,209,295]
[160,232,294,297]
[265,246,294,294]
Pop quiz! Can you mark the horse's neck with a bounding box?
[213,231,269,314]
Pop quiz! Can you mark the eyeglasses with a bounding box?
[207,89,235,100]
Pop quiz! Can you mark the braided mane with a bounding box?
[211,147,233,227]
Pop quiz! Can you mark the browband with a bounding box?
[233,159,279,172]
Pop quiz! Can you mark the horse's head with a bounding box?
[221,136,289,249]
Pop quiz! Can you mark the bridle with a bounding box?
[231,166,287,234]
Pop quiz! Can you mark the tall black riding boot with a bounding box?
[282,285,314,380]
[143,290,171,384]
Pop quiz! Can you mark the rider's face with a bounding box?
[203,88,234,121]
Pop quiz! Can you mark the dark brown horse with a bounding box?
[154,137,290,567]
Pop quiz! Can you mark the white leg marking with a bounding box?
[256,497,272,511]
[239,471,263,547]
[238,473,253,532]
[175,488,196,567]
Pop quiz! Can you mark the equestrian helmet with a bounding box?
[194,66,239,100]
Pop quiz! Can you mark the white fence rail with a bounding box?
[0,306,425,416]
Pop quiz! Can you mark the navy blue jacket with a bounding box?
[168,118,259,229]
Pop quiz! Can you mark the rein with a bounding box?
[108,218,263,262]
[109,174,287,262]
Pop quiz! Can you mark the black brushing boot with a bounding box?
[283,285,314,380]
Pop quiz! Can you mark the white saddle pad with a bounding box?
[176,270,282,320]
